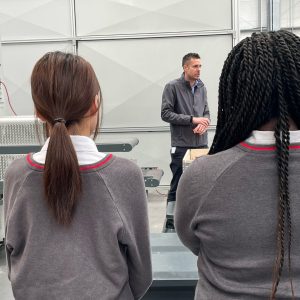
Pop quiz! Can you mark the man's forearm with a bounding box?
[161,110,192,125]
[192,117,210,126]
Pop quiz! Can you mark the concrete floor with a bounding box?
[0,188,169,299]
[0,245,14,299]
[147,187,169,233]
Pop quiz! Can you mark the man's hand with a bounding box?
[192,117,210,127]
[192,117,209,134]
[193,123,208,135]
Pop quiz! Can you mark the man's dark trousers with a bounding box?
[167,145,208,203]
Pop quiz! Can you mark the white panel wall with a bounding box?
[75,0,232,35]
[281,0,300,28]
[0,0,72,40]
[239,0,268,30]
[78,35,232,128]
[1,43,73,116]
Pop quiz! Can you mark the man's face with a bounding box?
[183,58,202,81]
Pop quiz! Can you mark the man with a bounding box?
[161,52,210,229]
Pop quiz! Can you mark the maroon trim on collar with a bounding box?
[240,142,300,151]
[79,154,113,170]
[26,153,44,169]
[26,153,113,171]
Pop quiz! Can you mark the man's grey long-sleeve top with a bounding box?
[161,74,210,147]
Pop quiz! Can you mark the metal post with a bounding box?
[259,0,262,32]
[268,0,281,31]
[290,0,294,32]
[70,0,77,54]
[232,0,240,46]
[0,35,5,116]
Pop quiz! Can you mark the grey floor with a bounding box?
[147,187,169,233]
[0,188,169,300]
[0,244,14,299]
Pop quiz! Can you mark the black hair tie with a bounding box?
[65,120,76,127]
[54,118,66,124]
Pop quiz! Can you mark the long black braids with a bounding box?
[211,33,275,153]
[271,57,291,298]
[210,30,300,299]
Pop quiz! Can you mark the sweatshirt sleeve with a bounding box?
[161,83,191,125]
[3,171,13,280]
[3,158,27,280]
[115,162,152,299]
[175,162,202,256]
[175,150,243,256]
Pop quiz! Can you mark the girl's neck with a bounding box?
[258,118,299,131]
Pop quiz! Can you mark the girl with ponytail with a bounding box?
[4,51,152,300]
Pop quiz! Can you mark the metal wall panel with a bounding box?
[281,0,300,28]
[1,43,73,116]
[78,35,232,128]
[239,0,268,30]
[0,0,72,40]
[75,0,232,36]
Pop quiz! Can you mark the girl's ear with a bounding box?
[94,93,100,109]
[90,94,100,114]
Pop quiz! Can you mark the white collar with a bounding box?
[246,130,300,145]
[33,135,106,165]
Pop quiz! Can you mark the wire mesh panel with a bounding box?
[0,117,44,241]
[0,116,45,185]
[0,116,45,145]
[0,154,26,183]
[0,123,40,145]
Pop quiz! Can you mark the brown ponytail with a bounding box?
[31,51,100,225]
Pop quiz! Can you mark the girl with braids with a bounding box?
[175,30,300,299]
[4,51,152,300]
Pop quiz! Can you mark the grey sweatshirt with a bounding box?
[161,74,210,147]
[175,142,300,299]
[4,154,152,300]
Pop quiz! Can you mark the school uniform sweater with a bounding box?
[4,136,152,300]
[175,131,300,299]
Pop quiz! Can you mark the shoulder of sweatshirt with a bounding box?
[182,146,247,185]
[4,156,30,184]
[99,156,143,183]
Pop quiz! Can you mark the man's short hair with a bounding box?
[182,53,200,67]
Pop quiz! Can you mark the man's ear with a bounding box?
[183,64,188,73]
